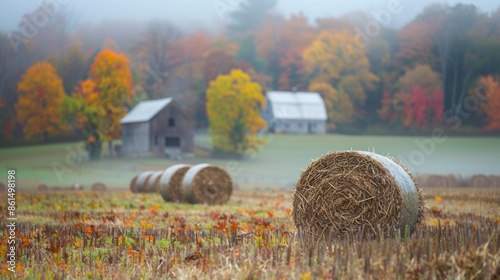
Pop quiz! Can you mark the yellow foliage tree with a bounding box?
[72,49,133,159]
[16,62,66,142]
[206,69,267,157]
[303,31,378,129]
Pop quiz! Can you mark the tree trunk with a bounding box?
[108,141,113,159]
[44,131,48,143]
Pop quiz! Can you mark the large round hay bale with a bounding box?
[181,164,233,205]
[145,171,164,193]
[292,151,423,241]
[130,175,139,193]
[159,164,191,202]
[0,182,6,191]
[91,183,107,191]
[136,171,154,193]
[426,174,449,187]
[36,184,48,191]
[470,174,492,187]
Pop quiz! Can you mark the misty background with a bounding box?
[1,0,499,32]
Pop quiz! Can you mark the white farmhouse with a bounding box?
[262,91,327,134]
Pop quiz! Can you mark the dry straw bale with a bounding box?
[160,164,191,202]
[181,163,233,205]
[470,174,493,187]
[91,183,107,191]
[489,175,500,187]
[445,174,459,187]
[145,171,164,193]
[36,184,48,191]
[292,151,423,241]
[0,182,5,191]
[415,174,429,187]
[136,171,154,193]
[426,174,450,187]
[130,175,139,193]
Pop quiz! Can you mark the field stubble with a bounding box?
[0,187,498,279]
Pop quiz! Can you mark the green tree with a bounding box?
[206,69,266,157]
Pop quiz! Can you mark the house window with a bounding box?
[154,135,159,145]
[168,117,176,127]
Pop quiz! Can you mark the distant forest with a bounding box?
[1,1,500,145]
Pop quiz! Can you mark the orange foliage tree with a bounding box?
[16,62,66,142]
[478,76,500,131]
[72,50,133,159]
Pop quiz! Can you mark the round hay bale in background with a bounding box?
[415,174,429,187]
[445,174,459,187]
[36,184,48,191]
[489,175,500,187]
[181,163,233,205]
[470,174,492,187]
[91,183,107,191]
[160,164,191,202]
[136,171,154,193]
[426,174,449,187]
[145,171,164,193]
[292,151,423,241]
[130,175,139,193]
[0,182,6,191]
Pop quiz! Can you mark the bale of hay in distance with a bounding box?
[145,171,164,193]
[292,151,424,241]
[136,171,154,193]
[489,175,500,187]
[130,175,139,193]
[470,174,492,187]
[91,183,106,191]
[426,174,449,187]
[415,174,429,187]
[445,174,459,187]
[159,164,192,202]
[0,182,6,191]
[181,163,233,205]
[36,184,49,191]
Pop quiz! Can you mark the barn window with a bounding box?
[168,117,176,127]
[154,135,159,145]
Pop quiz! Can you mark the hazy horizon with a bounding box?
[1,0,499,32]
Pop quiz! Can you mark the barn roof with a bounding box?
[267,91,327,121]
[120,98,173,124]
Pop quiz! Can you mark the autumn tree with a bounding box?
[303,31,378,130]
[381,64,444,129]
[71,50,133,159]
[206,69,266,157]
[16,62,66,142]
[478,76,500,131]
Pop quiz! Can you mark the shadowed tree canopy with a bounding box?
[228,0,278,38]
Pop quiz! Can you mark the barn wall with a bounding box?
[149,102,194,156]
[271,119,326,134]
[121,123,150,157]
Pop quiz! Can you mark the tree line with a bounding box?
[1,1,499,155]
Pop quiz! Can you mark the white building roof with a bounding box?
[121,98,173,124]
[267,91,327,121]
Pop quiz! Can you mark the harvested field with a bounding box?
[0,187,498,279]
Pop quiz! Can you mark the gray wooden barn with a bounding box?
[262,91,327,134]
[120,98,194,158]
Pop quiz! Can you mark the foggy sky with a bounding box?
[0,0,498,32]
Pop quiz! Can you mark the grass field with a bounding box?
[0,134,499,189]
[0,187,498,279]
